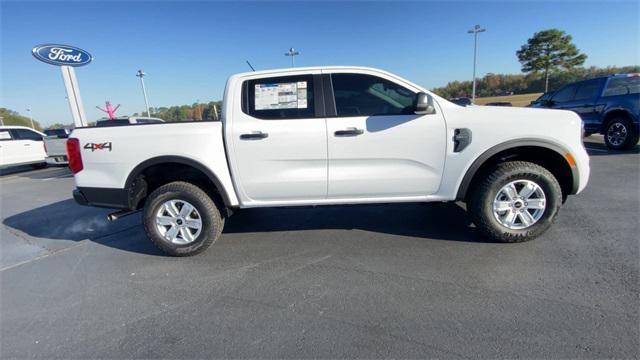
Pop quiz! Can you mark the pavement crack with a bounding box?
[0,242,85,272]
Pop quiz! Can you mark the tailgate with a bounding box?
[44,136,68,156]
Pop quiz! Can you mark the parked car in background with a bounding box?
[44,128,72,137]
[69,66,589,256]
[43,128,73,166]
[485,102,512,107]
[533,74,640,150]
[449,97,472,106]
[95,116,165,127]
[0,126,47,169]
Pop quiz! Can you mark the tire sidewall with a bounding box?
[479,168,561,239]
[143,186,218,256]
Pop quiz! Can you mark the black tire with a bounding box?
[143,181,224,256]
[468,161,562,243]
[604,117,638,151]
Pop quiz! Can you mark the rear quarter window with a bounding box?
[603,76,640,97]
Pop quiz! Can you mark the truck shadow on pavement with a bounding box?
[3,200,483,256]
[224,202,481,243]
[2,199,163,256]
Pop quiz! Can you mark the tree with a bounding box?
[0,108,43,131]
[431,65,639,99]
[516,29,587,92]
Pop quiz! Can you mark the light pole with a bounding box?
[468,24,486,103]
[136,69,151,117]
[284,47,300,67]
[26,107,35,129]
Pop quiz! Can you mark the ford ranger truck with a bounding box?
[67,67,590,256]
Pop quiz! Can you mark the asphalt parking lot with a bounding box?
[1,136,638,359]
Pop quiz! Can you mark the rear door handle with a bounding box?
[24,143,31,146]
[240,131,269,140]
[334,127,364,137]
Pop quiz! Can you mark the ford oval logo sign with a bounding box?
[31,44,92,67]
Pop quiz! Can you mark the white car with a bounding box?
[0,126,47,169]
[68,66,590,256]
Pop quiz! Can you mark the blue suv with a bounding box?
[533,74,640,150]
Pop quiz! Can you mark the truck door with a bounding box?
[562,80,604,127]
[324,72,446,199]
[11,128,45,163]
[549,79,603,127]
[229,73,328,203]
[0,129,18,166]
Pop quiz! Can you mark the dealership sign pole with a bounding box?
[32,44,93,127]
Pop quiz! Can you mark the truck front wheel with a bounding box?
[143,181,224,256]
[468,161,562,243]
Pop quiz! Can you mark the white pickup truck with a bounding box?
[43,128,72,165]
[68,67,590,256]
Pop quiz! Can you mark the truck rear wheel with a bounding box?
[468,161,562,243]
[143,181,224,256]
[604,117,638,150]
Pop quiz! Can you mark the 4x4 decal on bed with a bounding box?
[84,142,112,152]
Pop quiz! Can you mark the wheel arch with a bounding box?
[456,139,580,201]
[124,156,233,210]
[602,108,638,133]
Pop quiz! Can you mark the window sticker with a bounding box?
[0,131,11,140]
[255,81,308,110]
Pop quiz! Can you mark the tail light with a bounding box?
[66,138,83,173]
[43,140,48,153]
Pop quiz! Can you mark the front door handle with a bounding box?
[240,131,269,140]
[334,127,364,137]
[24,143,31,146]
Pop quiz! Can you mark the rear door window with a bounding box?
[12,129,43,140]
[243,75,316,120]
[573,80,602,101]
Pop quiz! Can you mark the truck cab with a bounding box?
[226,68,446,205]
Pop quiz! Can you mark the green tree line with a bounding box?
[132,101,223,122]
[0,108,43,131]
[431,65,640,99]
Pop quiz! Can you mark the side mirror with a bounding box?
[415,92,436,115]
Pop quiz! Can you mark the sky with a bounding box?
[1,0,639,126]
